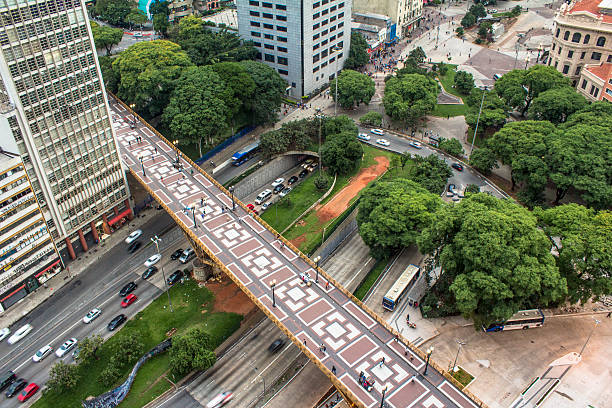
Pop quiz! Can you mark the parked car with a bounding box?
[55,338,78,358]
[0,371,16,391]
[17,383,39,402]
[446,184,456,197]
[179,248,195,264]
[271,178,285,187]
[370,128,385,136]
[376,139,390,147]
[107,314,127,331]
[32,345,53,362]
[299,169,308,178]
[279,187,292,197]
[273,184,285,194]
[206,391,233,408]
[83,308,102,324]
[5,378,26,398]
[142,266,158,280]
[119,282,137,297]
[268,339,285,353]
[0,327,9,342]
[121,294,138,308]
[409,141,422,149]
[144,253,162,267]
[127,240,141,254]
[170,248,184,260]
[125,230,142,244]
[7,324,32,345]
[287,176,298,185]
[167,270,184,286]
[255,189,273,205]
[261,203,270,211]
[246,203,255,210]
[451,162,464,171]
[357,133,371,141]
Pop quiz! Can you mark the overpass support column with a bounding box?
[181,230,222,281]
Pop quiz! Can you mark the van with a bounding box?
[179,248,195,264]
[0,370,16,391]
[255,189,272,205]
[493,73,502,81]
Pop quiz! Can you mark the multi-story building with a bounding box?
[550,0,612,86]
[0,0,131,309]
[577,62,612,101]
[353,0,422,39]
[237,0,352,99]
[168,0,196,23]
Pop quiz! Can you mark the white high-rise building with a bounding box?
[0,0,130,309]
[237,0,352,98]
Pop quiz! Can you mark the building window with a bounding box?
[554,61,558,68]
[322,29,328,35]
[264,43,274,49]
[251,31,261,37]
[265,53,275,62]
[313,54,320,63]
[313,33,320,40]
[568,50,573,58]
[593,88,599,97]
[321,49,328,57]
[338,22,344,28]
[256,52,262,60]
[552,43,556,50]
[558,46,562,55]
[581,79,587,89]
[583,34,590,44]
[250,11,260,16]
[562,64,569,74]
[555,28,560,37]
[263,23,273,29]
[338,12,344,18]
[313,23,320,30]
[575,66,581,75]
[339,2,344,8]
[571,33,581,43]
[250,21,261,27]
[278,69,288,75]
[276,4,286,10]
[322,19,328,25]
[278,46,287,52]
[580,51,585,59]
[563,31,570,41]
[277,56,288,65]
[321,39,328,46]
[608,55,612,63]
[277,15,287,21]
[596,36,606,47]
[322,8,328,15]
[592,52,601,61]
[313,43,320,50]
[262,2,273,7]
[277,26,287,31]
[313,1,320,8]
[277,36,288,42]
[292,82,296,87]
[322,0,328,4]
[249,0,259,5]
[314,12,320,18]
[263,12,273,18]
[264,33,273,39]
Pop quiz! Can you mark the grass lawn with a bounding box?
[34,280,243,408]
[450,366,475,388]
[432,104,468,117]
[436,65,463,99]
[354,257,390,300]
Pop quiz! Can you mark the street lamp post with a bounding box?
[536,43,543,64]
[469,86,487,157]
[451,340,466,373]
[172,140,180,164]
[380,385,388,408]
[313,256,321,283]
[151,235,173,312]
[424,346,434,375]
[316,108,323,177]
[269,279,277,307]
[139,156,146,178]
[185,205,198,229]
[524,55,530,70]
[332,45,343,116]
[579,319,601,356]
[129,103,136,125]
[229,186,235,211]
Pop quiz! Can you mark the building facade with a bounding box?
[550,0,612,85]
[577,62,612,100]
[0,0,130,309]
[237,0,352,98]
[352,0,422,39]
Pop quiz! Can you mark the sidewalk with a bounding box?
[0,207,160,329]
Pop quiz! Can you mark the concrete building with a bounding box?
[168,0,197,23]
[352,0,422,39]
[577,62,612,101]
[550,0,612,86]
[0,0,131,309]
[351,12,392,54]
[237,0,352,99]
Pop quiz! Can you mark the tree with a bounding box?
[478,22,492,40]
[456,27,464,36]
[163,66,229,156]
[537,205,612,304]
[410,155,453,194]
[396,57,428,76]
[464,88,508,130]
[93,0,133,26]
[359,111,383,127]
[77,335,104,365]
[465,184,480,194]
[461,12,477,28]
[47,362,80,393]
[332,70,375,108]
[321,131,363,175]
[510,5,522,16]
[240,60,286,125]
[454,71,474,95]
[418,194,567,327]
[344,32,370,69]
[259,117,320,157]
[469,3,487,18]
[91,22,124,56]
[259,130,289,158]
[358,179,443,258]
[126,8,148,30]
[112,40,193,118]
[111,333,144,368]
[153,13,170,37]
[98,56,119,92]
[383,74,438,129]
[212,62,256,132]
[408,47,427,64]
[169,327,216,377]
[528,87,588,123]
[469,147,499,175]
[438,138,464,158]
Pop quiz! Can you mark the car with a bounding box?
[32,345,53,362]
[167,270,184,286]
[142,266,158,280]
[5,378,26,398]
[83,308,102,324]
[271,178,285,187]
[246,203,255,210]
[489,8,498,13]
[370,128,384,136]
[127,240,142,254]
[125,229,142,244]
[179,248,195,264]
[261,202,270,211]
[0,327,9,342]
[273,184,284,194]
[7,324,32,345]
[287,176,298,185]
[170,248,184,260]
[279,187,292,197]
[306,163,318,172]
[301,159,314,168]
[299,169,308,178]
[17,383,39,402]
[119,281,137,297]
[55,338,78,358]
[144,253,162,267]
[446,184,456,197]
[451,162,464,171]
[206,391,233,408]
[268,339,285,353]
[376,139,390,147]
[108,314,127,331]
[121,294,138,308]
[357,133,371,141]
[409,141,422,149]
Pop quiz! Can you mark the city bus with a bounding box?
[483,309,545,332]
[382,264,421,311]
[231,141,260,166]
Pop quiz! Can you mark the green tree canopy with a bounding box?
[454,70,474,94]
[126,8,148,30]
[77,335,104,365]
[410,154,452,194]
[332,70,375,108]
[438,138,464,158]
[240,60,286,125]
[469,147,499,175]
[418,193,567,327]
[469,3,487,18]
[259,117,320,157]
[91,21,123,56]
[528,87,588,124]
[383,73,438,129]
[359,111,383,127]
[169,327,216,377]
[465,88,508,130]
[408,47,427,64]
[344,32,370,69]
[358,179,443,258]
[212,62,257,132]
[153,13,170,37]
[112,40,193,117]
[93,0,132,25]
[461,12,477,28]
[321,131,363,175]
[47,361,80,393]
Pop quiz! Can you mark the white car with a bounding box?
[370,128,385,136]
[33,345,53,362]
[409,141,422,149]
[357,133,371,141]
[271,178,285,187]
[125,229,142,244]
[261,203,270,211]
[206,391,233,408]
[83,308,102,324]
[279,187,292,197]
[7,324,32,345]
[0,327,10,342]
[144,254,162,267]
[56,338,78,358]
[376,139,390,147]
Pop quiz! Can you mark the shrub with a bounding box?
[359,111,383,127]
[47,362,80,393]
[100,363,121,387]
[314,175,330,190]
[456,27,464,36]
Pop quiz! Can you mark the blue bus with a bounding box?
[483,309,545,332]
[382,265,420,311]
[232,141,260,166]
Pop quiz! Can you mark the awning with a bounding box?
[107,208,132,226]
[35,259,61,278]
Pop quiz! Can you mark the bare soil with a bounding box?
[207,278,256,315]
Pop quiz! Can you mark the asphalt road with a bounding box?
[0,212,186,407]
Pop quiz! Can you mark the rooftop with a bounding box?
[585,62,612,79]
[567,0,612,23]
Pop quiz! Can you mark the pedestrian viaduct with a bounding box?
[109,94,485,408]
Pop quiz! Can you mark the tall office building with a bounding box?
[353,0,422,39]
[0,0,130,309]
[237,0,352,99]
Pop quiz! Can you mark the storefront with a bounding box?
[0,258,60,311]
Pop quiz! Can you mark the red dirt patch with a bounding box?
[290,233,307,248]
[207,278,256,315]
[316,156,390,224]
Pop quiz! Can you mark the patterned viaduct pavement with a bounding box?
[109,96,479,408]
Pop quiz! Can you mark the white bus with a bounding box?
[483,309,545,332]
[382,264,421,311]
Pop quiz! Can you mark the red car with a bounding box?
[246,203,255,210]
[121,294,137,308]
[17,383,39,402]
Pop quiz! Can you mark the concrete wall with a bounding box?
[353,0,398,21]
[234,155,301,199]
[313,207,358,260]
